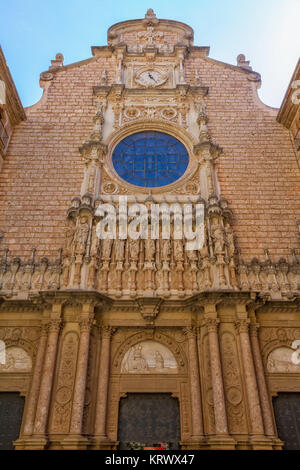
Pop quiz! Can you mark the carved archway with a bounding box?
[108,329,190,443]
[1,338,37,363]
[267,346,300,373]
[0,346,32,373]
[112,329,187,374]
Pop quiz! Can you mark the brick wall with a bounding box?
[0,52,299,262]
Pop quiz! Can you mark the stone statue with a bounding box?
[115,238,125,261]
[132,344,148,371]
[101,238,113,261]
[161,239,171,261]
[74,217,90,255]
[64,221,75,256]
[173,239,183,261]
[154,350,164,369]
[145,238,156,262]
[211,223,225,254]
[129,238,140,261]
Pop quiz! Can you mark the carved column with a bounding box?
[249,323,276,437]
[205,318,229,436]
[23,324,48,436]
[235,318,265,437]
[33,317,61,437]
[69,316,93,436]
[93,326,115,441]
[183,327,204,440]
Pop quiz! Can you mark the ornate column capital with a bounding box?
[101,326,116,339]
[182,326,197,339]
[40,323,49,337]
[249,322,260,337]
[234,319,250,334]
[79,317,94,333]
[47,319,61,333]
[204,317,220,333]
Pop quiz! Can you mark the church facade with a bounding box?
[0,10,300,450]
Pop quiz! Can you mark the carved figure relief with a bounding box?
[120,340,178,374]
[0,346,32,372]
[267,346,300,373]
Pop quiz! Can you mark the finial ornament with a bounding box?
[236,54,252,71]
[144,8,159,26]
[145,8,156,19]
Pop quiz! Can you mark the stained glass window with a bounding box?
[112,131,189,188]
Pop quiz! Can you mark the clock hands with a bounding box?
[148,72,157,83]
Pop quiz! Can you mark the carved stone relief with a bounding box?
[220,331,248,433]
[201,334,215,434]
[0,346,32,372]
[50,331,79,433]
[267,346,300,373]
[259,327,300,362]
[0,327,39,363]
[82,328,98,435]
[121,340,178,374]
[112,330,186,374]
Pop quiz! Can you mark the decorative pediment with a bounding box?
[106,9,194,55]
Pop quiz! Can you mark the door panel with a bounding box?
[273,392,300,450]
[118,393,180,450]
[0,392,25,450]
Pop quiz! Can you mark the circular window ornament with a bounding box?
[112,131,189,188]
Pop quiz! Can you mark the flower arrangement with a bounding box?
[126,441,172,450]
[126,441,146,450]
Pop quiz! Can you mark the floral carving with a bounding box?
[50,331,79,433]
[220,331,247,433]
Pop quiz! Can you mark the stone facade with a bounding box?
[0,10,300,450]
[277,57,300,167]
[0,46,26,174]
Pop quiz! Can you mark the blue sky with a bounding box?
[1,0,299,108]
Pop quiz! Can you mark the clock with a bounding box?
[135,69,167,88]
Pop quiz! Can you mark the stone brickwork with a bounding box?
[0,10,300,451]
[0,33,299,263]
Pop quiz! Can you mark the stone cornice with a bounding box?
[0,46,26,124]
[204,56,262,81]
[32,289,112,309]
[1,289,300,315]
[277,57,300,129]
[93,83,208,100]
[0,298,42,313]
[187,291,256,310]
[254,298,300,314]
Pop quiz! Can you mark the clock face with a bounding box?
[135,70,167,88]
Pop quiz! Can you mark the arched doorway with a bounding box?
[118,393,180,449]
[108,332,190,447]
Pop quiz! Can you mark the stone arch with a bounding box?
[0,346,32,372]
[3,338,37,363]
[112,330,187,374]
[267,346,300,373]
